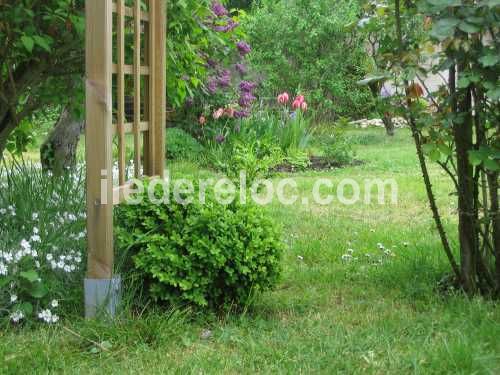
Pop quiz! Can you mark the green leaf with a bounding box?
[484,158,500,172]
[469,150,483,166]
[20,270,39,282]
[30,283,48,299]
[19,302,33,315]
[20,35,34,53]
[357,75,388,86]
[33,36,51,52]
[458,22,479,34]
[479,54,499,67]
[430,18,459,41]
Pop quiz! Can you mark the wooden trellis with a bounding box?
[85,0,166,316]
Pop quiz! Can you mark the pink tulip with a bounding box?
[295,95,305,105]
[213,108,224,120]
[301,101,308,112]
[292,95,305,110]
[224,107,235,118]
[277,92,290,105]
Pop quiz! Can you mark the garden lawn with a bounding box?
[1,128,500,374]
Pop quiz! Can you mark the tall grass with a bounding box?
[0,159,87,320]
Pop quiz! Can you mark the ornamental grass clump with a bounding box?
[0,161,86,326]
[115,182,284,311]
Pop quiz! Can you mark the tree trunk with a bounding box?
[488,172,500,292]
[382,112,395,136]
[454,83,478,294]
[0,110,16,158]
[40,107,85,175]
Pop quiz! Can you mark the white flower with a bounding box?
[63,265,71,273]
[0,208,6,214]
[377,243,385,250]
[0,263,7,276]
[38,309,59,324]
[33,227,39,234]
[403,242,409,247]
[10,294,18,303]
[10,310,24,323]
[297,255,304,261]
[30,235,41,243]
[347,249,355,254]
[32,213,39,220]
[46,253,53,261]
[57,261,64,269]
[35,261,40,268]
[342,254,353,262]
[51,300,59,308]
[3,252,13,263]
[358,17,371,28]
[20,239,31,250]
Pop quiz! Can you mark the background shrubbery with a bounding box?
[245,0,375,120]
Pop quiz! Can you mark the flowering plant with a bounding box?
[191,1,260,145]
[0,163,86,325]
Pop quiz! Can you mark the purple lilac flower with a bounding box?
[206,58,218,69]
[207,78,218,94]
[211,2,228,17]
[239,81,256,93]
[236,41,251,56]
[217,70,232,88]
[235,63,247,76]
[238,92,256,108]
[214,20,239,33]
[215,134,226,144]
[234,110,250,119]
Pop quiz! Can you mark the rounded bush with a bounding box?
[166,128,204,161]
[116,184,284,310]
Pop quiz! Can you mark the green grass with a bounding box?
[1,128,500,374]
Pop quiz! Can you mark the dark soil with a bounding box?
[273,156,364,173]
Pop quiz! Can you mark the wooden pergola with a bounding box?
[84,0,166,317]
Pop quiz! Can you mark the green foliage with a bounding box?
[115,182,284,310]
[0,161,86,325]
[166,128,204,161]
[245,0,374,119]
[235,108,313,155]
[320,131,355,165]
[0,1,85,155]
[228,140,284,182]
[361,0,500,293]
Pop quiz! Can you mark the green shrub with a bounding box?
[166,128,204,161]
[115,183,284,310]
[320,129,355,165]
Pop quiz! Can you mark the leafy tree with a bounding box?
[245,0,375,120]
[0,0,243,163]
[0,0,85,158]
[361,0,499,295]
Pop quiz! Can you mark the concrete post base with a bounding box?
[84,276,122,318]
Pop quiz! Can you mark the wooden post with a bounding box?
[85,0,118,318]
[84,0,166,317]
[153,0,166,178]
